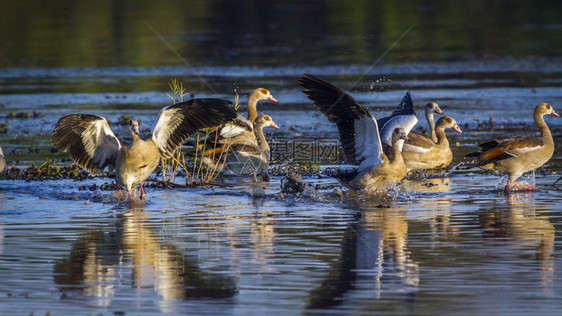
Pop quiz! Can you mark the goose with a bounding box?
[410,102,444,143]
[51,98,238,200]
[204,114,280,176]
[298,73,409,190]
[376,91,418,151]
[466,103,559,193]
[0,147,5,173]
[401,116,463,171]
[213,88,278,145]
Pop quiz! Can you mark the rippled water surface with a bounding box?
[1,1,562,315]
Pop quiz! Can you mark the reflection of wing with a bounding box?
[377,91,418,149]
[51,114,121,174]
[151,98,237,158]
[299,73,383,171]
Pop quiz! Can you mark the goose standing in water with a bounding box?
[466,103,559,193]
[298,73,409,190]
[212,88,278,146]
[205,114,280,176]
[51,98,237,200]
[401,116,463,171]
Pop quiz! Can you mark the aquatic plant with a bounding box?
[160,79,233,186]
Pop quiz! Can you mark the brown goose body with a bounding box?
[51,98,237,200]
[402,116,463,171]
[350,129,409,189]
[467,103,559,192]
[115,135,161,193]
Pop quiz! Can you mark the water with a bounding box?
[1,1,562,315]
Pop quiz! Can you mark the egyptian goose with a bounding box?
[401,116,463,171]
[466,102,559,193]
[411,102,444,142]
[205,114,280,176]
[377,91,418,150]
[51,98,237,200]
[298,73,409,190]
[214,88,278,145]
[0,147,5,173]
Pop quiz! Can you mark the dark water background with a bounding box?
[1,1,562,315]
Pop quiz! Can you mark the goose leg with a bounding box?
[513,181,539,191]
[139,182,146,200]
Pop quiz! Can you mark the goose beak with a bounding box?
[434,106,443,114]
[268,95,279,103]
[401,133,409,141]
[452,124,463,134]
[552,110,560,117]
[271,122,280,130]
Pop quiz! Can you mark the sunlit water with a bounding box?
[1,1,562,315]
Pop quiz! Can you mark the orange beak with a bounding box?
[552,110,560,117]
[270,122,280,130]
[268,95,279,103]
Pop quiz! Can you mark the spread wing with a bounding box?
[402,131,435,153]
[298,73,383,171]
[377,91,418,148]
[51,114,121,174]
[151,98,238,158]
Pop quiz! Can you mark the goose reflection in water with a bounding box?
[53,211,237,311]
[479,193,555,292]
[307,206,419,311]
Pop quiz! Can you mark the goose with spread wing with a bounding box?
[377,91,418,151]
[466,102,559,193]
[298,73,409,190]
[51,98,237,200]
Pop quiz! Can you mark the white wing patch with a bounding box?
[380,114,418,150]
[84,119,121,168]
[356,115,384,172]
[220,124,250,138]
[402,143,430,153]
[152,106,181,151]
[509,145,543,156]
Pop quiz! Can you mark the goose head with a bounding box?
[255,114,280,130]
[253,88,279,103]
[536,102,560,117]
[130,119,140,136]
[426,102,443,115]
[436,116,463,133]
[392,127,409,143]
